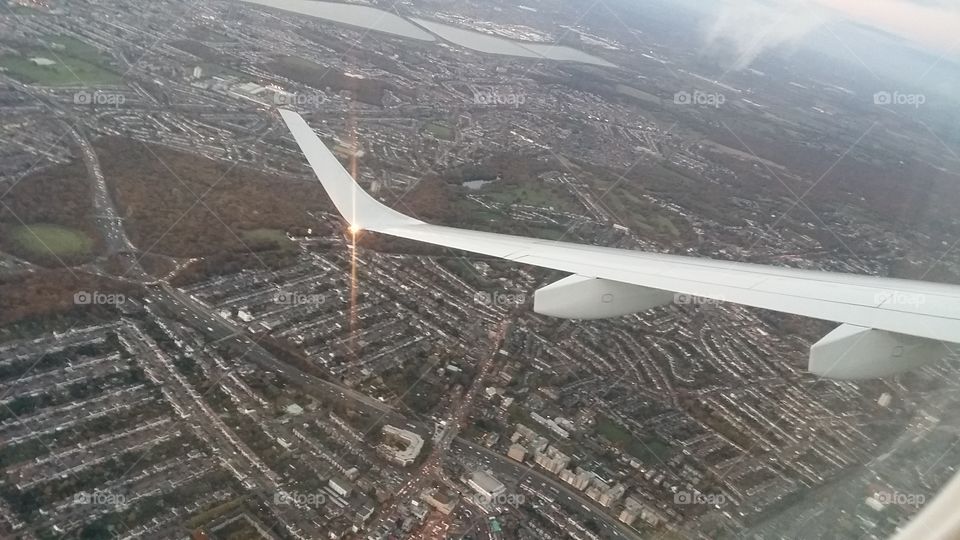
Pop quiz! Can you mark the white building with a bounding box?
[378,425,424,466]
[328,478,351,498]
[466,471,506,501]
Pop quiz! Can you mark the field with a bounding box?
[0,35,121,86]
[240,228,296,251]
[6,224,94,259]
[10,4,44,15]
[478,179,581,212]
[424,121,454,140]
[591,177,690,240]
[0,158,102,266]
[595,414,672,465]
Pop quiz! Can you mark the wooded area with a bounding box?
[96,137,333,258]
[0,160,102,266]
[0,269,142,326]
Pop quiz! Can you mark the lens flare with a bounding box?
[347,98,359,368]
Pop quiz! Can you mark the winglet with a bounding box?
[279,109,421,231]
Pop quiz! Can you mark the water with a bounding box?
[464,179,495,190]
[410,18,616,67]
[240,0,436,41]
[242,0,615,67]
[409,18,543,59]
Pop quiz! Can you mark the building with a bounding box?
[561,468,595,491]
[599,483,626,507]
[865,496,886,512]
[507,443,527,462]
[378,425,424,466]
[409,501,428,522]
[641,506,666,526]
[329,478,352,498]
[422,488,458,515]
[620,497,644,525]
[285,403,304,415]
[465,471,506,501]
[529,411,570,438]
[534,446,570,474]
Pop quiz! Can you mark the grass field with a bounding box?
[424,121,454,140]
[595,414,672,465]
[0,35,121,86]
[7,224,94,259]
[11,4,44,15]
[241,228,295,251]
[480,180,581,212]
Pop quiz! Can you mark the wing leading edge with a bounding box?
[280,110,960,379]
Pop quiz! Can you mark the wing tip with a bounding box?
[281,109,422,231]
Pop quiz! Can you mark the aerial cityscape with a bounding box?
[1,0,960,539]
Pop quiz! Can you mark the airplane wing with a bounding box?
[280,109,960,380]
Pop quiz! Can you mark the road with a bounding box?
[68,124,132,255]
[451,439,645,540]
[149,284,638,538]
[67,123,151,281]
[153,284,411,419]
[375,319,511,530]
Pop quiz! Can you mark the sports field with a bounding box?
[0,35,122,86]
[7,224,94,259]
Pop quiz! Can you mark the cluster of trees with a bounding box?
[268,55,397,107]
[294,28,414,83]
[380,361,443,415]
[440,151,553,187]
[96,137,331,259]
[0,269,141,325]
[0,160,102,266]
[169,39,229,64]
[169,249,299,287]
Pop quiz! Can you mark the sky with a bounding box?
[702,0,960,70]
[814,0,960,55]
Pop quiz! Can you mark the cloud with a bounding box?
[704,0,832,70]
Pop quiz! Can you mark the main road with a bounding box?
[153,284,639,539]
[154,283,405,418]
[451,439,645,540]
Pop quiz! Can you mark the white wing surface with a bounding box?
[281,109,960,380]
